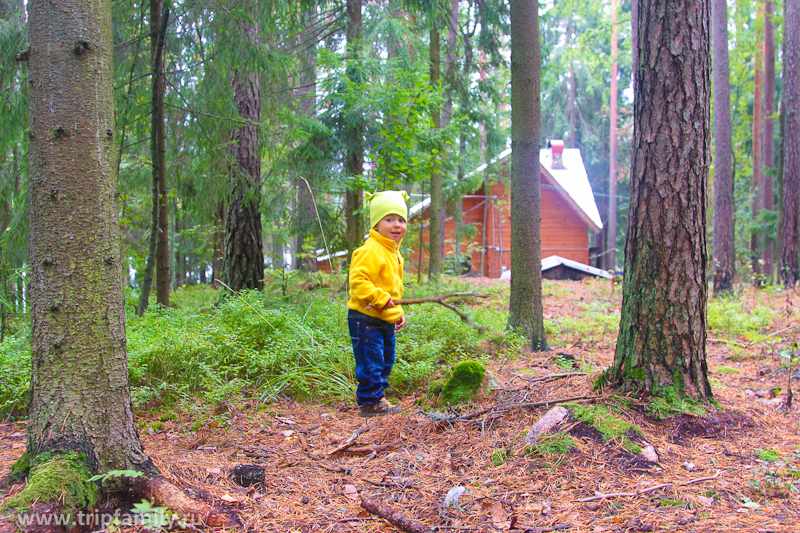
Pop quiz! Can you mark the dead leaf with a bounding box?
[282,430,295,437]
[206,467,222,475]
[276,417,296,425]
[344,484,359,501]
[697,496,714,506]
[220,494,237,503]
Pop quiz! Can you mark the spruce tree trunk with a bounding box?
[781,0,800,285]
[27,0,151,472]
[153,0,170,305]
[137,1,170,315]
[295,11,318,272]
[752,6,764,286]
[345,0,364,256]
[224,4,264,292]
[508,0,547,351]
[763,0,776,283]
[428,26,445,281]
[608,0,619,272]
[612,0,712,400]
[711,0,735,295]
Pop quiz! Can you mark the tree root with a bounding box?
[145,475,240,528]
[360,497,433,533]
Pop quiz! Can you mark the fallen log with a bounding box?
[360,498,433,533]
[147,475,240,528]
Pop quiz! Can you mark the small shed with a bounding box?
[407,142,604,278]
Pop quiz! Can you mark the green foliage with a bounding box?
[441,360,486,405]
[2,453,98,516]
[707,297,775,340]
[749,450,800,498]
[0,333,30,419]
[550,299,620,343]
[713,365,742,375]
[755,449,782,463]
[646,387,707,420]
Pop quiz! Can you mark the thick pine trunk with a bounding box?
[508,0,547,351]
[612,0,713,400]
[27,0,151,473]
[711,0,735,295]
[428,26,444,281]
[781,0,800,285]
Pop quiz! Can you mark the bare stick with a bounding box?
[365,293,490,332]
[360,498,434,533]
[458,394,602,421]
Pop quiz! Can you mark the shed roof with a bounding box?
[409,146,603,232]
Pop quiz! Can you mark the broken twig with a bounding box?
[360,497,434,533]
[366,293,490,332]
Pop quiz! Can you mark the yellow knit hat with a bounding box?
[366,190,410,229]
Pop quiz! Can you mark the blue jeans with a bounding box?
[348,309,396,406]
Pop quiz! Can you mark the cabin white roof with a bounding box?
[409,146,603,231]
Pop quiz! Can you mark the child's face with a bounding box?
[375,214,407,243]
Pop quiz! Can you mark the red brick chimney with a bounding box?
[549,139,565,169]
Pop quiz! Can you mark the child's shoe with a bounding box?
[359,398,401,417]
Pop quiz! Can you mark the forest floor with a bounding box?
[1,279,800,532]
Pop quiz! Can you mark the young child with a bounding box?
[347,190,409,417]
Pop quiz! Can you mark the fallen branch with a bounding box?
[681,470,722,486]
[574,471,722,503]
[326,422,379,457]
[366,293,490,332]
[361,497,434,533]
[147,475,240,527]
[459,394,603,421]
[344,443,398,455]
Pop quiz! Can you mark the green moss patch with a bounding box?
[1,452,98,516]
[566,403,645,454]
[441,360,486,404]
[526,431,576,457]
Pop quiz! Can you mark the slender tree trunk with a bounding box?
[608,0,619,272]
[631,0,638,94]
[568,19,577,149]
[429,26,445,281]
[137,1,169,315]
[224,7,264,292]
[711,0,735,295]
[763,0,776,283]
[611,0,712,401]
[345,0,364,256]
[508,0,547,351]
[781,0,800,285]
[154,0,169,306]
[295,11,318,272]
[752,5,764,286]
[27,0,152,473]
[212,202,224,285]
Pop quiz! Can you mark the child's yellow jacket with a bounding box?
[347,229,405,323]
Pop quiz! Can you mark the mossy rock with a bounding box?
[441,360,486,404]
[1,452,98,516]
[427,377,448,398]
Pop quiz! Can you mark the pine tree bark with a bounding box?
[508,0,547,351]
[223,4,264,292]
[781,0,800,285]
[27,0,152,472]
[763,0,777,283]
[711,0,735,295]
[612,0,713,400]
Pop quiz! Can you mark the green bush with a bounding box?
[0,334,31,420]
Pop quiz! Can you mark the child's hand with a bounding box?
[382,299,395,310]
[395,316,406,331]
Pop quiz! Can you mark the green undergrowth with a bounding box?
[2,452,98,516]
[549,299,620,344]
[126,280,517,414]
[525,431,576,457]
[0,333,31,420]
[707,297,775,341]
